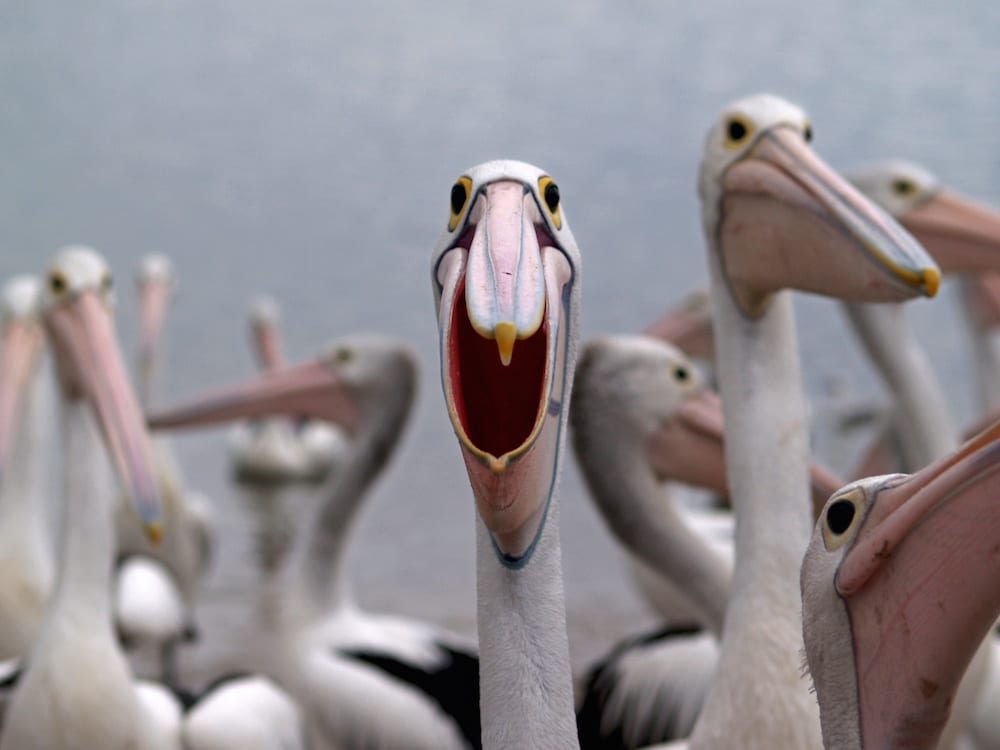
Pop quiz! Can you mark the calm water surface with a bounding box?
[1,0,999,678]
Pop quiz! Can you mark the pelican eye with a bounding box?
[673,365,690,383]
[49,271,67,296]
[335,348,353,363]
[101,273,113,292]
[448,176,473,231]
[538,176,563,230]
[803,123,813,143]
[724,116,753,148]
[892,179,917,197]
[826,500,855,535]
[821,490,864,551]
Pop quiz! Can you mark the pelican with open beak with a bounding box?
[431,160,579,561]
[802,419,1000,750]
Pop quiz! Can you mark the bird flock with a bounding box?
[1,92,1000,749]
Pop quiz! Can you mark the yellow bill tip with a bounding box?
[145,522,163,547]
[922,266,940,298]
[495,321,516,367]
[488,455,509,474]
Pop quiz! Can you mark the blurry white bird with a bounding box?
[112,254,212,686]
[0,276,55,661]
[229,295,347,484]
[0,246,181,750]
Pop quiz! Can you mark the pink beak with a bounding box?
[900,189,1000,275]
[720,127,940,314]
[0,317,45,476]
[45,290,163,542]
[137,274,172,373]
[646,385,842,518]
[148,357,360,436]
[836,419,1000,748]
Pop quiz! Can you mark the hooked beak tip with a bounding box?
[923,267,940,298]
[145,522,163,547]
[495,321,516,367]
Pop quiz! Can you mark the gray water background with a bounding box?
[2,0,999,680]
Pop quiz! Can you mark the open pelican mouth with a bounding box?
[449,283,549,467]
[437,180,573,475]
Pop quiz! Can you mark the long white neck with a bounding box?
[48,399,117,633]
[0,362,54,578]
[958,277,1000,413]
[578,437,730,635]
[296,383,413,621]
[842,302,957,468]
[476,503,578,750]
[690,273,821,748]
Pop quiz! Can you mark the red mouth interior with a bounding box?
[449,284,547,458]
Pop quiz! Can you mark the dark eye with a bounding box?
[803,123,813,142]
[826,499,856,535]
[544,181,560,213]
[101,273,113,291]
[727,119,747,142]
[450,182,467,215]
[673,365,689,382]
[893,179,917,197]
[335,348,353,363]
[49,272,66,295]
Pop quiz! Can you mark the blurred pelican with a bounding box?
[112,254,212,686]
[0,246,180,750]
[0,276,54,662]
[228,295,346,484]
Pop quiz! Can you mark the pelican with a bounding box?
[149,336,481,749]
[0,276,55,661]
[0,246,179,750]
[228,295,346,484]
[571,334,844,748]
[685,94,936,749]
[430,159,581,748]
[842,161,1000,475]
[802,421,1000,750]
[571,336,726,748]
[112,254,212,685]
[844,161,1000,749]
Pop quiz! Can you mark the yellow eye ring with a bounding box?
[724,115,754,150]
[448,176,473,231]
[822,489,864,551]
[538,176,562,230]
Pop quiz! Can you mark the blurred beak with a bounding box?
[646,385,843,517]
[901,190,1000,275]
[720,128,940,315]
[964,272,1000,330]
[148,357,360,436]
[0,318,45,478]
[45,291,163,542]
[137,276,171,373]
[251,317,285,372]
[647,387,727,494]
[642,294,716,362]
[835,419,1000,748]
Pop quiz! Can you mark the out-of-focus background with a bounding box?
[2,0,998,674]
